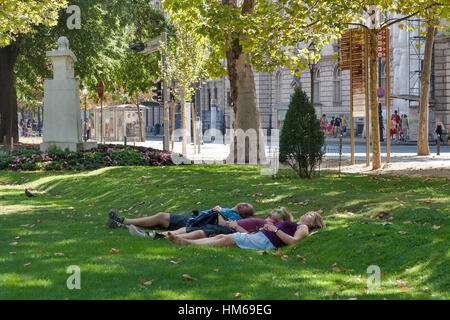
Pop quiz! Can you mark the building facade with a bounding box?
[198,21,450,142]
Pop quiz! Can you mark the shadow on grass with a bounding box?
[0,165,448,299]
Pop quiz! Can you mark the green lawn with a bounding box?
[0,165,448,300]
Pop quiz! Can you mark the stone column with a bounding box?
[40,37,97,152]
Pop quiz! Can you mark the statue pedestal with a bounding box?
[40,141,97,152]
[40,37,97,153]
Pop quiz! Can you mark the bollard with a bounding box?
[436,135,440,156]
[10,136,14,151]
[124,136,127,146]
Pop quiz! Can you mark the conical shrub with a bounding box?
[279,87,324,178]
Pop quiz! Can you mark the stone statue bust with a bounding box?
[57,36,69,51]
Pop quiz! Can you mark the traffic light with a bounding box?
[129,43,145,52]
[151,81,162,102]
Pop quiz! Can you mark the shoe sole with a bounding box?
[129,225,147,237]
[107,218,119,229]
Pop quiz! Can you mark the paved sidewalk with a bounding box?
[17,136,450,177]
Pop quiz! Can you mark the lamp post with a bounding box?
[308,42,318,106]
[82,86,88,141]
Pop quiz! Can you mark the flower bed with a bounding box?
[0,144,175,171]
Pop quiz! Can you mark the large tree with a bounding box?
[162,0,357,163]
[0,0,67,144]
[417,15,447,155]
[1,0,166,144]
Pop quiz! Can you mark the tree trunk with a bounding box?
[181,90,187,155]
[224,0,266,164]
[369,29,381,169]
[417,24,435,156]
[0,42,20,144]
[135,97,144,142]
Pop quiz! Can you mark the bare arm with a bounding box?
[217,214,227,226]
[226,220,249,234]
[261,224,308,246]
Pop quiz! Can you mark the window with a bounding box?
[313,69,320,103]
[333,67,342,103]
[275,71,282,104]
[379,61,387,94]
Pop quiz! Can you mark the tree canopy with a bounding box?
[0,0,68,47]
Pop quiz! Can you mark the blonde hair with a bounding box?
[300,211,325,230]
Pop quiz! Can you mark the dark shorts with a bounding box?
[168,213,192,230]
[186,224,234,237]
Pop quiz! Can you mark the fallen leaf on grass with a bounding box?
[295,200,310,206]
[272,248,283,256]
[170,258,183,264]
[375,211,390,219]
[24,263,32,267]
[182,274,197,281]
[213,269,219,273]
[9,252,16,255]
[432,225,441,230]
[258,250,267,255]
[398,231,408,235]
[234,292,242,298]
[296,255,306,261]
[54,253,64,256]
[10,242,19,246]
[110,248,119,254]
[143,281,153,286]
[381,222,392,226]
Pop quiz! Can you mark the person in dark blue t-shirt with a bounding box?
[107,203,254,238]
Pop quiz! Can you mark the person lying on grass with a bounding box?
[167,211,325,250]
[128,207,293,240]
[107,203,254,239]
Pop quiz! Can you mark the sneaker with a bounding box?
[109,210,125,223]
[129,224,149,237]
[152,232,166,240]
[107,218,128,229]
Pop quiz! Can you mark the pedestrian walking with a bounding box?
[333,115,341,137]
[391,111,400,142]
[401,114,409,141]
[435,120,443,143]
[340,114,347,136]
[320,114,327,136]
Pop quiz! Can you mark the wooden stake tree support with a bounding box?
[339,27,391,166]
[375,28,391,163]
[339,28,366,165]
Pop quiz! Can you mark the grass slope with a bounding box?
[0,165,448,300]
